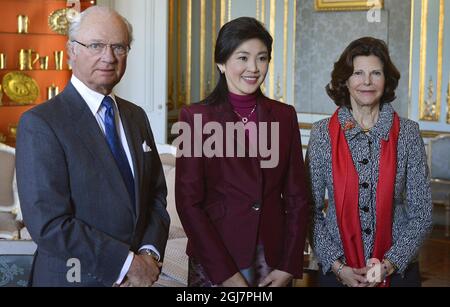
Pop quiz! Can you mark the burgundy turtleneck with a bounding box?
[228,92,258,124]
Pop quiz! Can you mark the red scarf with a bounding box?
[329,108,399,287]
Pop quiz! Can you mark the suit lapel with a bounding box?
[62,84,134,216]
[256,97,275,202]
[257,96,275,158]
[116,98,143,217]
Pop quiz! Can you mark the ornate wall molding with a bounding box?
[314,0,384,11]
[418,0,445,121]
[411,0,449,132]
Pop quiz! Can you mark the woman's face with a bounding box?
[218,38,269,95]
[347,55,385,108]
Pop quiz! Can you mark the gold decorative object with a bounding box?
[423,77,437,121]
[17,14,29,34]
[0,53,6,70]
[315,0,384,11]
[2,72,39,105]
[47,84,59,99]
[18,49,39,71]
[0,84,3,105]
[54,50,64,70]
[48,8,77,35]
[0,133,6,143]
[8,124,17,139]
[39,56,49,70]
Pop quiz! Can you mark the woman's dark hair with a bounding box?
[203,17,273,105]
[326,36,400,107]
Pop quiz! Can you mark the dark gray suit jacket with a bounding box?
[16,82,170,287]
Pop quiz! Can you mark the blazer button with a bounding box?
[361,182,370,189]
[252,203,261,211]
[362,159,369,165]
[362,206,369,213]
[364,228,372,235]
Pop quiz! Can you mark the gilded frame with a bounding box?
[314,0,384,11]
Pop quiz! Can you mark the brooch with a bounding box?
[343,120,356,131]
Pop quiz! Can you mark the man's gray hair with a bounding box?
[68,6,134,45]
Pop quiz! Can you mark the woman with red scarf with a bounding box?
[307,37,432,287]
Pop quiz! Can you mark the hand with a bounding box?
[340,266,369,287]
[118,277,133,287]
[221,272,249,287]
[332,260,368,287]
[363,259,395,287]
[259,270,293,287]
[126,254,163,287]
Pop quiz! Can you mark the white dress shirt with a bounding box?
[71,76,160,285]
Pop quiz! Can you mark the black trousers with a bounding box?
[318,262,421,287]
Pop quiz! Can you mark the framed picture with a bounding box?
[315,0,384,11]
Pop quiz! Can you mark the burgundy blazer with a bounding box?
[175,96,309,284]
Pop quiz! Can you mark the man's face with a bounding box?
[68,12,129,95]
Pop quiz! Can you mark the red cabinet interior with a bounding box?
[0,0,95,146]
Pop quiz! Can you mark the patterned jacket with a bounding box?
[306,103,432,275]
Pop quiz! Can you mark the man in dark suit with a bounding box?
[15,6,169,287]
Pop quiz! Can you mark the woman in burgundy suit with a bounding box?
[175,17,309,287]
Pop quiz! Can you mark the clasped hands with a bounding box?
[220,270,293,287]
[116,253,163,287]
[332,259,395,287]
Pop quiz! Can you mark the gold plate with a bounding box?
[2,72,39,105]
[8,124,17,138]
[48,8,76,35]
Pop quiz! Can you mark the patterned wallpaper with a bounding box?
[295,0,411,117]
